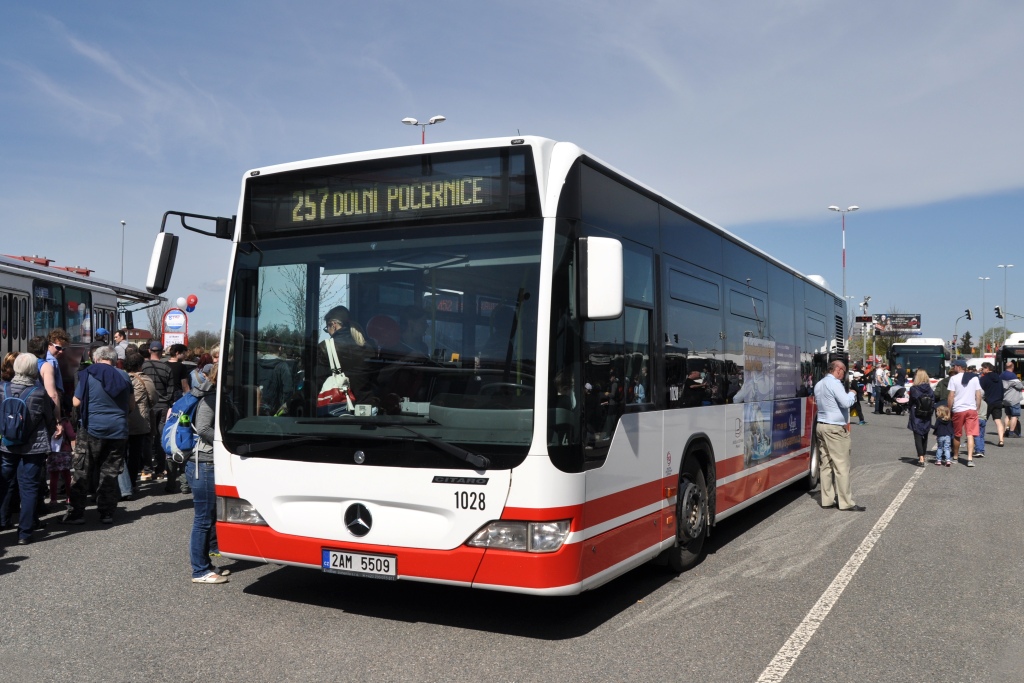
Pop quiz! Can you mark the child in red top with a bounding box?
[48,417,76,504]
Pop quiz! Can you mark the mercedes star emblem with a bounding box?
[344,503,372,537]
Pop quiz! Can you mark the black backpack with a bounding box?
[914,394,934,420]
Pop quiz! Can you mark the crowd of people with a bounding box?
[815,357,1024,514]
[0,328,229,584]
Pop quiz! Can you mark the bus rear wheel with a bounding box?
[668,457,708,572]
[803,435,820,491]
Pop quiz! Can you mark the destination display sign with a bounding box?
[245,147,538,235]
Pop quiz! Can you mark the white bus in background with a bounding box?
[888,337,948,386]
[146,136,845,595]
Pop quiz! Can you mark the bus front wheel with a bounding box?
[668,457,708,572]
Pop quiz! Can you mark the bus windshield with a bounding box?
[219,220,542,470]
[889,345,945,380]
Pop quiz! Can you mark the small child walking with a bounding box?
[933,404,954,467]
[48,416,76,503]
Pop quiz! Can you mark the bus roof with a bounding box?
[0,253,165,305]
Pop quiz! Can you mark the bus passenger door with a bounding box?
[0,291,30,356]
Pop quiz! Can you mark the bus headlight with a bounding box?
[216,496,268,526]
[466,520,570,553]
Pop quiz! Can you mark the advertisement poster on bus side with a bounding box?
[771,398,803,457]
[770,343,803,458]
[736,337,775,467]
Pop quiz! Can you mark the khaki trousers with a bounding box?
[816,423,856,509]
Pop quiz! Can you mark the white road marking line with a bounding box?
[755,466,924,683]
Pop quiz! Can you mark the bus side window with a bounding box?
[582,316,623,461]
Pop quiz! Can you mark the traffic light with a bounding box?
[995,306,1004,319]
[965,308,973,320]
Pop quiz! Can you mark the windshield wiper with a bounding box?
[235,435,332,455]
[394,424,490,470]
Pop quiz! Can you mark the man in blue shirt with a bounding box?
[62,346,132,525]
[814,360,865,512]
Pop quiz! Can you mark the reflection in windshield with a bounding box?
[221,221,541,466]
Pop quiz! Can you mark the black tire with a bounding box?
[667,456,708,572]
[803,433,821,490]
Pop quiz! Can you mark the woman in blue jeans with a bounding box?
[187,363,229,584]
[0,354,56,545]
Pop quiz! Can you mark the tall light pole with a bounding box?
[979,276,990,352]
[844,295,857,359]
[402,115,446,144]
[827,205,859,303]
[860,296,871,364]
[120,219,126,283]
[998,264,1013,339]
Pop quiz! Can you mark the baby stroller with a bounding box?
[883,384,909,415]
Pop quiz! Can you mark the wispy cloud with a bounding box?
[2,59,123,132]
[9,16,251,159]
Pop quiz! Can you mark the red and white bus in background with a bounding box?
[0,253,162,377]
[147,137,845,595]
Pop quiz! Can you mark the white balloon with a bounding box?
[176,297,186,307]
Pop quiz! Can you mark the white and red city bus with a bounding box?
[0,252,163,375]
[147,137,844,595]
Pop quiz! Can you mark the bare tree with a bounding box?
[267,266,346,333]
[189,329,221,351]
[146,303,171,339]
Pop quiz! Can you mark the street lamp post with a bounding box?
[979,276,990,352]
[401,115,446,144]
[860,296,871,364]
[827,205,859,303]
[998,264,1014,339]
[844,295,857,360]
[120,220,126,283]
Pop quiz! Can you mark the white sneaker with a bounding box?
[192,571,228,584]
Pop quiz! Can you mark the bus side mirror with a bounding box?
[216,216,235,240]
[580,236,623,320]
[146,232,179,295]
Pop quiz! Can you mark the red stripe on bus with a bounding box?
[716,455,746,478]
[503,475,675,531]
[216,485,239,499]
[500,504,584,527]
[716,454,810,512]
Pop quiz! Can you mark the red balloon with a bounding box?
[186,294,198,308]
[67,302,79,312]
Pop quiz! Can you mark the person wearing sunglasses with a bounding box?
[315,306,371,400]
[44,335,67,394]
[28,337,63,429]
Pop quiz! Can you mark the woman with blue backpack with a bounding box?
[907,368,936,467]
[0,353,57,545]
[186,362,230,584]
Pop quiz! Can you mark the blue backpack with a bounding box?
[1,383,39,448]
[162,392,201,464]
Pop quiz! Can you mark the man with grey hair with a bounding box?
[62,346,133,525]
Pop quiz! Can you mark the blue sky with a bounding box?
[1,1,1022,352]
